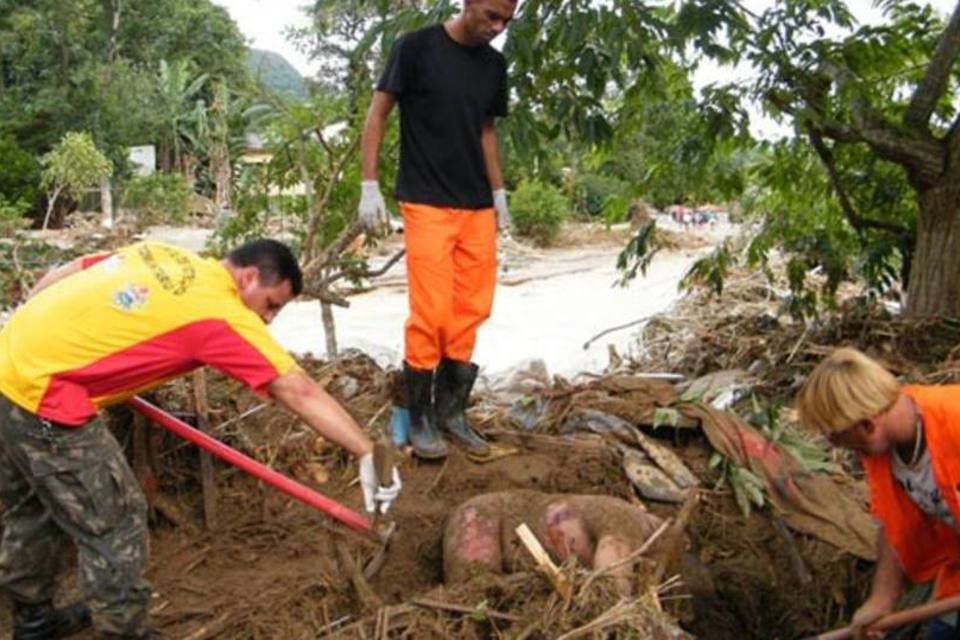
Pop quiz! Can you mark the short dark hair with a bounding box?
[226,239,303,295]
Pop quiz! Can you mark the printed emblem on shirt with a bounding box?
[138,244,196,295]
[113,284,149,311]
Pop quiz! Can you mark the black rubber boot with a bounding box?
[13,601,92,640]
[404,363,448,459]
[435,358,490,457]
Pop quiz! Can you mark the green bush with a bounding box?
[0,136,41,214]
[510,179,569,246]
[574,172,629,218]
[0,196,30,235]
[121,173,191,225]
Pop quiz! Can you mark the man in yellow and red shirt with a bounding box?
[0,239,401,639]
[797,347,960,640]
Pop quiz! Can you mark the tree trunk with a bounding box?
[298,145,319,263]
[213,145,231,211]
[102,0,121,66]
[905,183,960,317]
[180,154,197,188]
[100,177,114,229]
[158,138,171,173]
[209,86,231,211]
[42,186,63,231]
[321,296,338,360]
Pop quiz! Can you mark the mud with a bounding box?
[145,442,632,638]
[0,356,871,639]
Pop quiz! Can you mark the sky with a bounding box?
[214,0,958,138]
[213,0,317,75]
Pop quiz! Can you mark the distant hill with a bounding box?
[247,49,307,99]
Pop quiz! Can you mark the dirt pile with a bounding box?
[3,347,870,640]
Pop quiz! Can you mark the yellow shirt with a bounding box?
[0,241,297,425]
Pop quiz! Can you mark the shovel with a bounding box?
[127,396,396,576]
[806,593,960,639]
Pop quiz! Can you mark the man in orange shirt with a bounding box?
[358,0,517,460]
[0,239,401,639]
[797,348,960,639]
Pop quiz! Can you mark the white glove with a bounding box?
[358,180,390,232]
[493,188,511,231]
[358,452,402,515]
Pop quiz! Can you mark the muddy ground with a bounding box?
[0,355,872,639]
[0,223,881,639]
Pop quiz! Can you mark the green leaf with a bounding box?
[652,407,680,429]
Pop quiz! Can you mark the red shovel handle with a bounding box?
[127,396,373,534]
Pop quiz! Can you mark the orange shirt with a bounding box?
[863,385,960,598]
[0,241,297,425]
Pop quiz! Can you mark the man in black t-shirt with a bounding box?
[359,0,516,460]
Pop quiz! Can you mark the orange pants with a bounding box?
[401,202,497,370]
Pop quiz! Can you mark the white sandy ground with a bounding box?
[139,221,733,381]
[270,240,713,380]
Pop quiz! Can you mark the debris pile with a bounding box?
[632,261,960,390]
[76,341,882,639]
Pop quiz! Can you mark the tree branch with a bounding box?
[313,126,334,158]
[301,134,360,263]
[812,116,946,187]
[904,0,960,131]
[858,127,945,186]
[807,128,911,238]
[302,220,365,288]
[802,63,946,185]
[324,248,405,286]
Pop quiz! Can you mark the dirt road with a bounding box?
[270,239,709,379]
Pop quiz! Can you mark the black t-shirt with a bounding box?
[377,24,508,209]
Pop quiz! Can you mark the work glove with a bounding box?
[358,180,390,232]
[358,452,402,515]
[493,188,511,232]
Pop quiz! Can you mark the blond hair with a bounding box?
[796,347,900,434]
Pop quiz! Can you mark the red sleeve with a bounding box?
[79,252,115,269]
[191,319,291,393]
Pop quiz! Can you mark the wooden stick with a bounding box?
[366,401,392,429]
[193,369,217,529]
[423,458,449,495]
[411,597,521,622]
[182,612,231,640]
[807,593,960,640]
[131,411,156,515]
[515,523,572,599]
[556,599,636,640]
[336,543,383,611]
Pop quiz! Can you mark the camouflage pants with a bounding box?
[0,394,150,635]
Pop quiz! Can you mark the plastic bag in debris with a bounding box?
[506,395,549,431]
[678,369,754,410]
[477,358,552,404]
